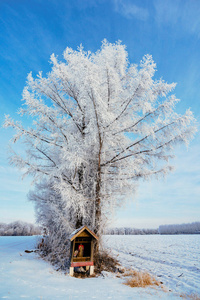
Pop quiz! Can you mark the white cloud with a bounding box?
[113,0,149,21]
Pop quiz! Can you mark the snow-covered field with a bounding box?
[104,235,200,296]
[0,235,199,299]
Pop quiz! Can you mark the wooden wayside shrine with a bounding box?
[69,226,98,276]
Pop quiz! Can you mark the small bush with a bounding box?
[94,250,120,274]
[124,270,160,288]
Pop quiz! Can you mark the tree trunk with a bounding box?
[75,163,84,229]
[94,175,101,236]
[94,161,102,255]
[75,214,83,229]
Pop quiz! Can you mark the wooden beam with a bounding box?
[71,261,94,267]
[71,240,75,264]
[69,267,74,276]
[91,240,94,261]
[90,266,94,276]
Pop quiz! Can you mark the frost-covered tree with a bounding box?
[4,41,196,264]
[0,221,41,236]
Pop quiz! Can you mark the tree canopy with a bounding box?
[4,40,196,266]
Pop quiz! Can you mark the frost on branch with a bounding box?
[4,40,196,270]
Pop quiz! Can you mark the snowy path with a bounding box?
[104,235,200,296]
[0,236,181,300]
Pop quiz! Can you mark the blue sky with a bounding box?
[0,0,200,228]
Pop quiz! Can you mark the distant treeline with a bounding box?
[0,221,41,236]
[158,222,200,235]
[106,222,200,235]
[106,228,158,235]
[1,221,199,236]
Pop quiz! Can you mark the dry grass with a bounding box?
[180,294,200,300]
[122,269,137,277]
[123,270,160,288]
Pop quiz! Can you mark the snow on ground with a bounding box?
[0,236,197,300]
[104,235,200,296]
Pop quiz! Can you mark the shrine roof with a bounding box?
[69,225,98,241]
